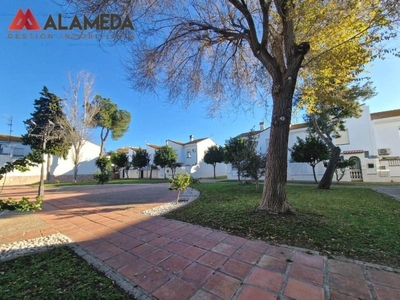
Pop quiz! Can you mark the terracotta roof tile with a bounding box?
[0,134,22,143]
[371,109,400,120]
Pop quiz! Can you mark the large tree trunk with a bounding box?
[318,146,341,189]
[73,164,78,182]
[213,164,216,179]
[258,84,294,214]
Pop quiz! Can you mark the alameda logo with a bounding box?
[9,9,40,30]
[8,8,134,39]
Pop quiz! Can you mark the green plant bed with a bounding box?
[0,247,134,299]
[165,183,400,268]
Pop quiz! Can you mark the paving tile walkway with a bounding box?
[1,184,400,300]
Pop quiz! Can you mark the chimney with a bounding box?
[189,135,194,142]
[259,122,265,130]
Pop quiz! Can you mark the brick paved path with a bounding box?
[1,184,399,299]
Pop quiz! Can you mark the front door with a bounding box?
[349,156,363,182]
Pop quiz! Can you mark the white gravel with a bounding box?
[141,187,200,216]
[0,233,72,262]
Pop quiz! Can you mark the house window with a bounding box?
[187,150,191,158]
[368,163,374,169]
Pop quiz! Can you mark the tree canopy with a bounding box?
[94,95,131,156]
[132,148,150,169]
[22,86,70,158]
[153,146,178,178]
[204,145,224,179]
[291,135,330,183]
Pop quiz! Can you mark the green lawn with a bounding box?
[0,247,134,299]
[166,183,400,268]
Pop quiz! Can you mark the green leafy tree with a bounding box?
[242,134,267,191]
[204,145,224,179]
[94,95,131,156]
[132,148,150,169]
[224,137,247,182]
[169,173,191,203]
[304,83,376,189]
[153,146,178,179]
[22,87,71,181]
[110,151,130,178]
[291,135,330,183]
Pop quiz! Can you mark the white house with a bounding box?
[123,135,227,179]
[0,134,101,185]
[227,106,400,183]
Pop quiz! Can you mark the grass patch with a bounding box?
[166,183,400,268]
[0,247,133,299]
[34,178,169,187]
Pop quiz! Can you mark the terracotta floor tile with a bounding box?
[110,237,143,251]
[118,259,153,279]
[368,268,400,289]
[134,267,172,293]
[125,228,148,238]
[290,262,324,285]
[292,252,325,269]
[194,238,220,250]
[246,267,284,292]
[181,262,215,286]
[203,272,241,299]
[129,243,157,256]
[192,228,213,237]
[138,232,160,242]
[148,236,172,247]
[222,235,247,247]
[258,255,289,274]
[212,243,238,257]
[154,227,174,235]
[232,248,262,264]
[105,252,138,270]
[242,240,269,254]
[207,231,230,242]
[220,259,253,280]
[198,251,228,269]
[329,290,362,300]
[373,283,400,300]
[159,255,192,274]
[143,248,172,264]
[167,222,188,230]
[190,289,223,300]
[163,241,189,253]
[236,285,277,300]
[180,233,202,244]
[284,278,324,300]
[180,245,207,260]
[265,245,294,260]
[328,260,364,279]
[330,273,371,299]
[154,277,196,300]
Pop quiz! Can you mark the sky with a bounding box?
[1,1,400,152]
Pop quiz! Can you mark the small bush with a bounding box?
[93,172,111,185]
[169,173,191,203]
[0,197,43,212]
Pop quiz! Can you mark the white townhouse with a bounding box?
[227,106,400,183]
[124,135,227,179]
[0,134,101,185]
